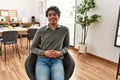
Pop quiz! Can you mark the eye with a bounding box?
[48,13,58,17]
[48,14,52,17]
[53,13,57,16]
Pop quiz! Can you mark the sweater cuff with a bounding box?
[60,51,64,56]
[38,50,45,56]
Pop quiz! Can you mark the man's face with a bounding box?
[47,10,59,25]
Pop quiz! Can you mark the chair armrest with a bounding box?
[62,52,75,80]
[25,53,37,80]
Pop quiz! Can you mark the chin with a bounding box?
[50,23,56,25]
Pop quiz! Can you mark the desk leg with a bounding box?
[19,34,23,48]
[0,44,2,56]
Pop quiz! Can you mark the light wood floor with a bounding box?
[69,49,118,80]
[0,38,118,80]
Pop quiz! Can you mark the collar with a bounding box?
[46,24,61,30]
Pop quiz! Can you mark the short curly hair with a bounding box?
[46,6,61,17]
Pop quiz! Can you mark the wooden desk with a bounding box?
[0,21,40,28]
[0,26,40,35]
[21,22,40,28]
[0,27,40,47]
[0,27,28,36]
[0,21,20,26]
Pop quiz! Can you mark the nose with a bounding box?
[51,14,55,17]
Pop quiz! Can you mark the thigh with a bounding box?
[51,59,64,80]
[35,58,50,80]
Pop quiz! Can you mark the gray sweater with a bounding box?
[31,25,70,59]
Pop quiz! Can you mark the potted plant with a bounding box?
[74,0,100,53]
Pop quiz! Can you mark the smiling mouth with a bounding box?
[51,19,56,22]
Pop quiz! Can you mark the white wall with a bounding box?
[0,0,36,22]
[2,0,120,63]
[35,0,46,27]
[75,0,120,63]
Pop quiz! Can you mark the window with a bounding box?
[46,0,76,46]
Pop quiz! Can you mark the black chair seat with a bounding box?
[1,31,20,61]
[0,37,3,56]
[26,28,38,51]
[2,40,16,44]
[25,52,75,80]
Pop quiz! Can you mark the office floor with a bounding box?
[0,38,118,80]
[69,49,117,80]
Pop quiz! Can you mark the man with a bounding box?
[31,6,70,80]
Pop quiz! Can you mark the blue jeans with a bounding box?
[35,58,64,80]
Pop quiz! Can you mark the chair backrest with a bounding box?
[28,28,38,40]
[0,37,3,41]
[63,52,75,80]
[2,31,18,41]
[25,52,75,80]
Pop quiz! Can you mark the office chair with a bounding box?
[116,53,120,80]
[26,28,38,51]
[25,52,75,80]
[0,37,2,55]
[1,31,20,61]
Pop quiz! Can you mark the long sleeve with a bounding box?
[31,30,45,56]
[60,27,70,56]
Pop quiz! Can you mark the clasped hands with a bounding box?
[45,50,61,58]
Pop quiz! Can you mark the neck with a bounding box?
[49,24,58,30]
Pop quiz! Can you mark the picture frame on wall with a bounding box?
[1,11,8,16]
